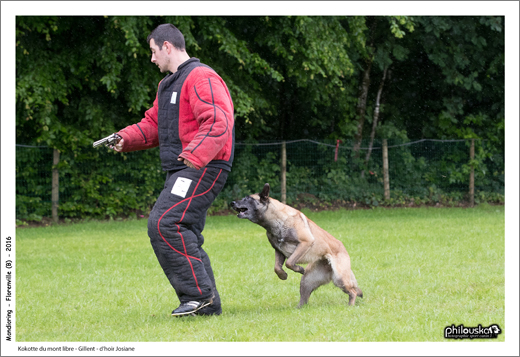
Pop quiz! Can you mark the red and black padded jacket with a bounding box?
[117,58,235,171]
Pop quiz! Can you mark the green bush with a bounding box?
[16,139,504,222]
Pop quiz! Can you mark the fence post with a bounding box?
[52,149,60,223]
[281,141,287,204]
[382,139,390,200]
[469,139,475,207]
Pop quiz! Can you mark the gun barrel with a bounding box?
[93,133,121,148]
[92,138,108,147]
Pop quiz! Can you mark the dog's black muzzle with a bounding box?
[230,200,249,218]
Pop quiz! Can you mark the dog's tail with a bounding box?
[350,271,363,298]
[356,287,364,298]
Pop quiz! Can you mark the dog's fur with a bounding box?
[231,183,363,307]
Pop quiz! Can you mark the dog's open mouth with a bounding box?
[234,207,248,218]
[230,200,250,218]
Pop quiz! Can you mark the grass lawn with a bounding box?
[15,205,505,347]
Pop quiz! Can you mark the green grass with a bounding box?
[15,205,505,342]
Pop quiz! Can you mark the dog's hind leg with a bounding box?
[329,254,358,306]
[298,259,332,308]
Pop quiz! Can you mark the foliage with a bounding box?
[15,16,504,221]
[16,146,164,221]
[15,16,504,144]
[16,138,504,222]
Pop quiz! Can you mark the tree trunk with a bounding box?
[352,60,372,158]
[279,82,286,140]
[278,68,290,140]
[362,65,388,178]
[353,17,378,159]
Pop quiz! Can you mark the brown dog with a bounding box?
[231,183,363,307]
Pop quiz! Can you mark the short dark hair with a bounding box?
[147,23,185,50]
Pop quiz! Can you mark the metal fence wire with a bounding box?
[16,138,504,220]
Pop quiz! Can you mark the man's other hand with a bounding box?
[178,157,197,169]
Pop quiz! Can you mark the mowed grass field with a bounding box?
[15,205,505,343]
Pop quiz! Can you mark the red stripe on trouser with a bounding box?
[157,168,223,295]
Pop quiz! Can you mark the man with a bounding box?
[112,23,234,317]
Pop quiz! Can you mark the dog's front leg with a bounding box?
[285,242,312,275]
[274,249,288,280]
[285,216,316,275]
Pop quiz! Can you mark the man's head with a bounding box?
[147,23,186,51]
[147,24,189,73]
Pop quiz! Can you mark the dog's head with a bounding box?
[230,183,270,223]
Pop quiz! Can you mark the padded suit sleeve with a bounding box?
[178,73,233,169]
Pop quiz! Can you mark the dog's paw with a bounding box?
[275,270,288,280]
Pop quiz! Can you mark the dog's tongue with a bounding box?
[236,208,247,218]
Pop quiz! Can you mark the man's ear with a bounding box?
[163,41,173,53]
[259,183,270,203]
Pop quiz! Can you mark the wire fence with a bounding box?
[16,138,504,221]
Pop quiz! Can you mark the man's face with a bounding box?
[150,39,170,73]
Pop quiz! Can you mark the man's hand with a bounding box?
[178,157,197,169]
[110,138,124,152]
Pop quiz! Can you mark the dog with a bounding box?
[230,183,363,307]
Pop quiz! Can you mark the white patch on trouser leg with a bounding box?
[171,177,192,198]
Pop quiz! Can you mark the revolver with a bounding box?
[93,133,122,148]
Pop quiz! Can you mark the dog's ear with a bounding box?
[259,183,270,203]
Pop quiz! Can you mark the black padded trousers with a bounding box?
[148,167,228,314]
